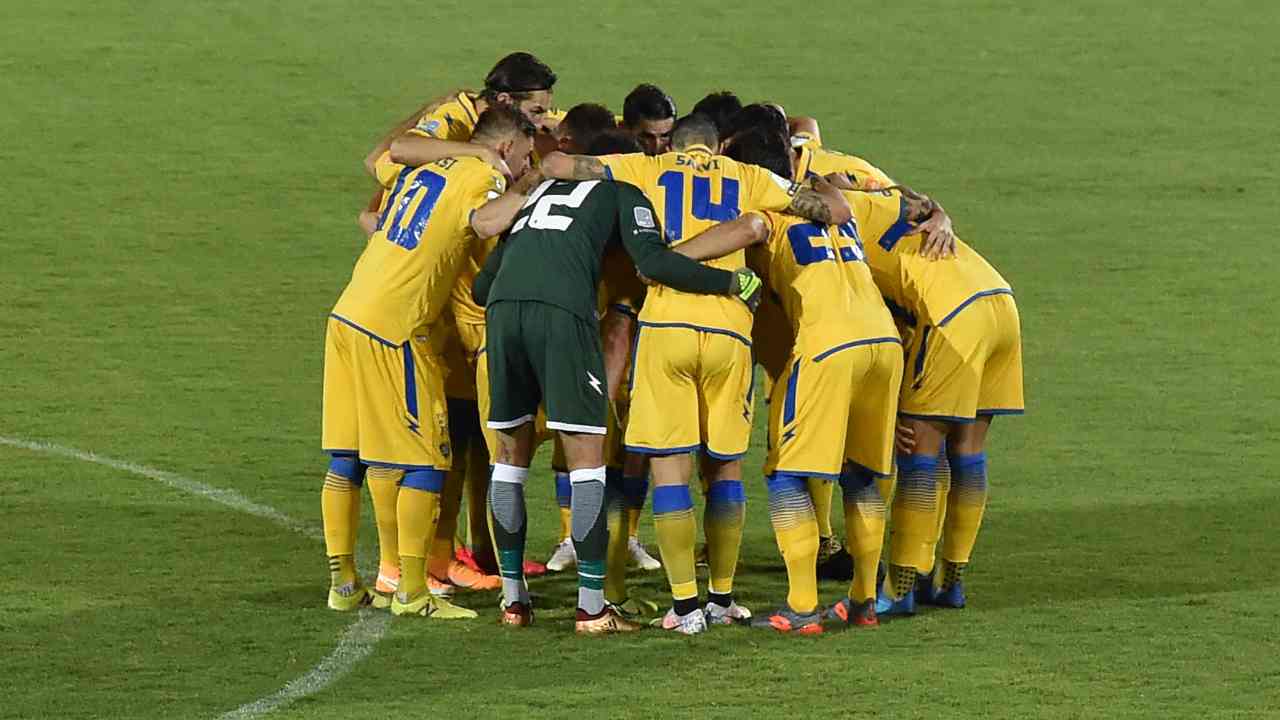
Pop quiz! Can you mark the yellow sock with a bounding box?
[807,477,834,540]
[839,466,886,603]
[877,472,896,506]
[604,469,628,604]
[428,468,464,579]
[704,480,746,595]
[365,467,402,572]
[940,453,988,578]
[766,474,819,614]
[321,462,361,586]
[397,479,442,598]
[920,451,951,575]
[652,485,698,601]
[888,454,940,577]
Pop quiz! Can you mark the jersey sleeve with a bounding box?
[741,164,798,213]
[407,102,472,141]
[373,151,404,189]
[847,156,895,191]
[461,164,508,227]
[616,184,734,296]
[846,189,911,249]
[598,153,656,186]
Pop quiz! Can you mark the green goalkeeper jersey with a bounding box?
[473,179,734,322]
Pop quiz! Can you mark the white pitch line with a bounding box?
[0,435,389,720]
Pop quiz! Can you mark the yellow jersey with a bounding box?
[757,200,899,351]
[407,91,481,141]
[794,139,894,191]
[599,145,796,338]
[851,189,1012,328]
[332,152,505,345]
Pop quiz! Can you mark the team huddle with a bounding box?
[319,51,1024,635]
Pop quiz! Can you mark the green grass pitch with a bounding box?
[3,1,1278,718]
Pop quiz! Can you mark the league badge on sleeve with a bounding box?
[634,206,656,228]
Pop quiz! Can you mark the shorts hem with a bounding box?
[546,420,607,435]
[769,468,841,480]
[487,414,536,429]
[978,408,1025,417]
[702,446,747,461]
[899,411,978,424]
[359,459,444,471]
[936,288,1014,328]
[323,448,358,456]
[625,443,700,456]
[637,321,752,347]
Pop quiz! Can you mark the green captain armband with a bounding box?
[731,268,764,312]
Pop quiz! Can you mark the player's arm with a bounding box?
[671,213,769,261]
[363,90,465,176]
[617,188,760,307]
[469,169,544,239]
[538,151,608,180]
[391,135,512,180]
[599,302,635,403]
[784,176,852,225]
[470,235,509,308]
[903,188,955,259]
[357,187,383,236]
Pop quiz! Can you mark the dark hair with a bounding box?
[727,103,788,145]
[689,91,742,140]
[560,103,618,151]
[669,114,720,151]
[725,128,793,180]
[482,52,557,101]
[585,130,642,156]
[472,104,537,142]
[622,84,676,127]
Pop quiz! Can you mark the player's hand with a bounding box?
[895,419,916,455]
[731,268,764,312]
[824,172,856,191]
[480,147,513,182]
[914,208,956,260]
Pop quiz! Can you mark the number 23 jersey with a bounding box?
[331,152,505,346]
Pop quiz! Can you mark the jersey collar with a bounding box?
[459,92,480,124]
[684,143,715,155]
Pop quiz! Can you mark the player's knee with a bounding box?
[327,453,365,486]
[401,468,445,493]
[947,452,988,492]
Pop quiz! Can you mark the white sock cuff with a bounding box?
[492,463,529,485]
[568,466,607,485]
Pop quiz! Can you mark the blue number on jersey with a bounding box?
[378,169,448,250]
[656,170,741,243]
[789,221,865,266]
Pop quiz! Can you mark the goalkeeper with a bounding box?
[472,132,762,635]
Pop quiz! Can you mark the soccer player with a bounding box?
[379,52,557,176]
[689,91,743,146]
[859,186,1024,616]
[669,130,931,633]
[471,153,764,634]
[621,84,677,156]
[321,106,539,618]
[539,114,851,634]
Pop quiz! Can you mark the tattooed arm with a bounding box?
[888,184,954,257]
[539,151,609,180]
[783,175,852,225]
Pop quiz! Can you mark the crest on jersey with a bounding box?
[633,207,656,228]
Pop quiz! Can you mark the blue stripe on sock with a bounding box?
[948,452,987,473]
[652,485,693,514]
[897,452,940,475]
[707,480,745,504]
[555,472,572,508]
[765,472,807,495]
[327,454,363,483]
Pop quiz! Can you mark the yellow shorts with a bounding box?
[321,316,451,469]
[900,292,1024,422]
[765,337,903,478]
[625,323,755,459]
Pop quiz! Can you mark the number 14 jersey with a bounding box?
[331,152,505,346]
[599,145,796,340]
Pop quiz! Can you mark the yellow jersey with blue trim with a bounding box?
[794,139,894,191]
[331,152,505,346]
[850,188,1012,328]
[598,145,796,338]
[757,208,898,349]
[407,91,480,141]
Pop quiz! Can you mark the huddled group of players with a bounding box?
[320,51,1024,635]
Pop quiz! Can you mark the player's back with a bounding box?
[760,212,897,349]
[599,145,796,336]
[332,153,504,345]
[485,179,627,324]
[794,138,893,191]
[850,189,1011,327]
